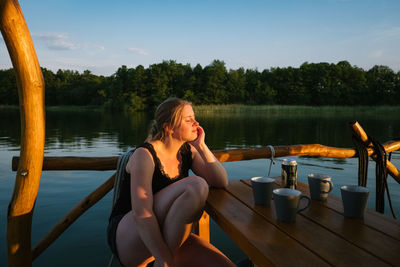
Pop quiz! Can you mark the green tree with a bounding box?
[366,65,397,105]
[145,62,170,108]
[335,61,366,105]
[0,69,18,105]
[202,60,228,104]
[226,68,246,103]
[272,66,307,105]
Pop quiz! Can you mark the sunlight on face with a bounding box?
[173,105,198,141]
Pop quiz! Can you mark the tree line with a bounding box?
[1,60,399,111]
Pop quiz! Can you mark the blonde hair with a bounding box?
[146,97,192,142]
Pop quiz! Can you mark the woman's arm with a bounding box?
[127,148,173,266]
[189,126,228,188]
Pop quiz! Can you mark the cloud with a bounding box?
[95,45,105,51]
[128,47,149,56]
[370,49,384,59]
[33,33,79,50]
[372,27,400,43]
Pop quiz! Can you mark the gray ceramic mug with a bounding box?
[273,188,311,222]
[341,185,370,218]
[307,173,333,201]
[251,177,275,206]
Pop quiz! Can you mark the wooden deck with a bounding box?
[205,178,400,266]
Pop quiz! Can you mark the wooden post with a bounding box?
[0,0,45,266]
[194,211,210,242]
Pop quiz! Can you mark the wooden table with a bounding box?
[205,178,400,266]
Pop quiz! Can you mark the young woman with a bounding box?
[107,98,235,267]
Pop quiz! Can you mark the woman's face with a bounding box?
[172,104,199,141]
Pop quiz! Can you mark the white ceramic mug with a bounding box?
[273,188,311,222]
[251,177,275,206]
[308,173,333,201]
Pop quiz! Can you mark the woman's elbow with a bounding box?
[212,175,229,188]
[220,179,229,188]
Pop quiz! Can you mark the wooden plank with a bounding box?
[299,198,400,266]
[294,180,400,241]
[229,180,390,266]
[244,178,400,265]
[206,186,329,266]
[246,177,400,241]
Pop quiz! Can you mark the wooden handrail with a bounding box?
[12,140,400,183]
[11,140,400,171]
[11,156,120,171]
[1,0,45,266]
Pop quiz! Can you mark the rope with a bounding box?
[352,134,397,218]
[368,136,386,214]
[352,136,368,187]
[386,152,397,219]
[266,145,275,177]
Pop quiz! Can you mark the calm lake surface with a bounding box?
[1,106,399,266]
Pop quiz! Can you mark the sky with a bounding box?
[1,0,400,76]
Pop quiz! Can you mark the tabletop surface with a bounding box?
[205,177,400,266]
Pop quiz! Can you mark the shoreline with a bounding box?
[1,104,400,115]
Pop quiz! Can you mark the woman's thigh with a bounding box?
[116,211,153,266]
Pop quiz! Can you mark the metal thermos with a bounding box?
[281,159,297,189]
[287,160,298,189]
[281,159,289,187]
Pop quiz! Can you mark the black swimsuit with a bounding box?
[107,142,192,263]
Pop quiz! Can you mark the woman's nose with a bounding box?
[193,120,199,126]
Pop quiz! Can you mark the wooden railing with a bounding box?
[9,124,400,263]
[11,122,400,183]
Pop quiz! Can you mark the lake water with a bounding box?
[0,107,399,266]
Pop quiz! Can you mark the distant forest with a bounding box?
[1,60,399,111]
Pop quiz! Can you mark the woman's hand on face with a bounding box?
[190,125,205,148]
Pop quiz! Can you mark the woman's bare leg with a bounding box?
[116,176,209,267]
[174,234,235,267]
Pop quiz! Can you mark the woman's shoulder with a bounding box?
[126,145,155,173]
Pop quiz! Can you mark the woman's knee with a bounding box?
[183,176,209,204]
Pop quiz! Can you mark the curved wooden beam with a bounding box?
[1,0,45,266]
[349,121,400,184]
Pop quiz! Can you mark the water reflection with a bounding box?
[1,108,399,151]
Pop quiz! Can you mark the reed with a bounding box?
[45,105,104,112]
[194,105,400,117]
